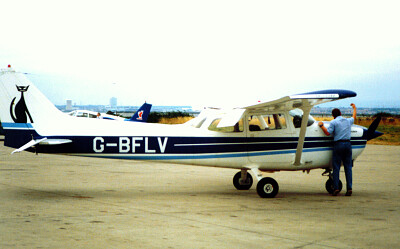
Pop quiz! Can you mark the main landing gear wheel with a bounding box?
[325,178,343,194]
[233,171,253,190]
[257,177,279,198]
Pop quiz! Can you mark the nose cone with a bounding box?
[370,130,384,140]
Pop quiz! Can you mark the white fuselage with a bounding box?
[24,109,367,172]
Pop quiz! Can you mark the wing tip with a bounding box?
[293,89,357,99]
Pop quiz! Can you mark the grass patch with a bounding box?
[159,116,193,124]
[148,111,193,123]
[368,125,400,145]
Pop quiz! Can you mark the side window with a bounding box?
[249,113,287,131]
[289,109,315,128]
[208,118,244,132]
[89,114,97,118]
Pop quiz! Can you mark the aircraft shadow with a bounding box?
[9,187,346,201]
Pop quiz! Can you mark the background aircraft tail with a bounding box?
[127,102,152,122]
[0,66,65,148]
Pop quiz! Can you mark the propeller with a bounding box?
[366,115,383,140]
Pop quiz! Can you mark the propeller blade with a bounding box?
[366,115,383,140]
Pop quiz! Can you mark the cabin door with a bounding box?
[246,112,295,165]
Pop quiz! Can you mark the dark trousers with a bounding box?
[332,141,353,191]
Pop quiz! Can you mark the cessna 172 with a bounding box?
[0,66,383,198]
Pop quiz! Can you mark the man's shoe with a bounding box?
[345,190,352,196]
[332,190,340,196]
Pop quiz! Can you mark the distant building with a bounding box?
[66,99,73,111]
[110,97,117,108]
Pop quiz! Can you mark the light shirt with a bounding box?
[327,116,354,141]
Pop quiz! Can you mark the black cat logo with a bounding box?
[9,85,34,123]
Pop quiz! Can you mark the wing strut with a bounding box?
[294,104,312,166]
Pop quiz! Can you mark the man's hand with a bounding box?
[318,121,330,136]
[351,103,357,120]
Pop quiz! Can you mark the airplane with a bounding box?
[67,102,152,122]
[0,66,383,198]
[67,110,126,121]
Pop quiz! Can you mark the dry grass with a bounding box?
[159,117,194,124]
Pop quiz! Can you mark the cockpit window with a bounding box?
[76,112,86,117]
[289,109,315,128]
[208,118,244,132]
[248,113,287,131]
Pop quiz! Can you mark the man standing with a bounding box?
[319,103,357,196]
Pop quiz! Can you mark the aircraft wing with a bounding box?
[244,89,357,112]
[217,89,356,128]
[244,89,357,166]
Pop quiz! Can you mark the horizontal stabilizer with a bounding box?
[11,138,72,154]
[39,139,73,145]
[11,137,47,154]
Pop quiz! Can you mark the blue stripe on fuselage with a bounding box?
[34,135,366,156]
[2,123,38,148]
[2,123,33,129]
[77,145,367,161]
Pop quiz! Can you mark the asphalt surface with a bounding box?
[1,140,399,248]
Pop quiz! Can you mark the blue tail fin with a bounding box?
[126,103,152,122]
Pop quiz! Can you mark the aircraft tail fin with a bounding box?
[0,66,66,148]
[127,102,152,122]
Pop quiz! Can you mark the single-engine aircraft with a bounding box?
[68,110,126,121]
[67,102,152,122]
[0,66,383,198]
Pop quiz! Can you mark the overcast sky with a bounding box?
[1,0,399,108]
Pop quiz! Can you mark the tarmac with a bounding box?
[0,139,399,248]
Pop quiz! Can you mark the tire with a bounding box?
[233,171,253,190]
[256,177,279,198]
[325,178,343,194]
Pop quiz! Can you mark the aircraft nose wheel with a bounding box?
[325,178,343,194]
[256,177,279,198]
